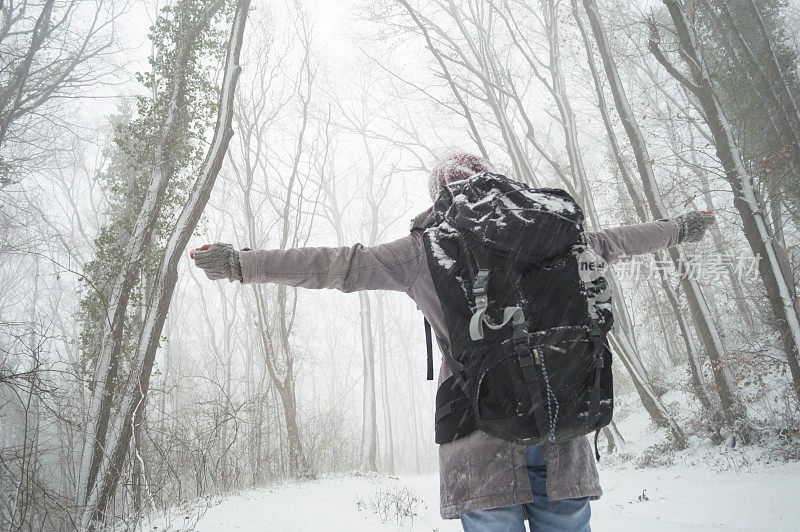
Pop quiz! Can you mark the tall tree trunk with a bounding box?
[77,0,221,505]
[275,369,307,478]
[573,0,715,413]
[583,0,743,427]
[698,0,800,180]
[686,127,757,332]
[401,334,424,474]
[233,16,317,479]
[252,284,312,479]
[376,293,395,474]
[650,0,800,402]
[521,0,654,384]
[358,291,379,471]
[744,0,800,147]
[507,0,673,442]
[77,3,250,526]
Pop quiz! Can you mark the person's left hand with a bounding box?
[674,211,715,244]
[190,243,243,282]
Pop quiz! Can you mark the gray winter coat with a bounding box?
[238,207,680,519]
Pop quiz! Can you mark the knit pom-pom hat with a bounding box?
[428,151,495,200]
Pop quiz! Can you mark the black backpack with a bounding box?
[412,172,614,455]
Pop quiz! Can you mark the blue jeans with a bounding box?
[460,444,591,531]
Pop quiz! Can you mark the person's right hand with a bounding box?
[190,243,243,282]
[674,211,715,244]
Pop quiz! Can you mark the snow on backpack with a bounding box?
[411,172,614,456]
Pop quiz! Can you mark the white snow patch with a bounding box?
[592,461,800,531]
[517,188,576,214]
[146,463,800,531]
[147,474,462,531]
[452,192,491,210]
[148,388,800,531]
[427,230,455,270]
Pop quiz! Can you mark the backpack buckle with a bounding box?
[473,269,490,295]
[512,318,529,346]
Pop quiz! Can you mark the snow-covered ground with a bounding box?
[150,390,800,531]
[149,459,800,531]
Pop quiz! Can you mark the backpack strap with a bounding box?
[435,395,470,423]
[585,278,612,431]
[423,317,469,394]
[585,320,605,428]
[424,317,433,380]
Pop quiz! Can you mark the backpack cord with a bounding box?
[538,349,559,444]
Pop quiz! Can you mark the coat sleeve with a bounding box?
[238,234,425,294]
[583,219,680,265]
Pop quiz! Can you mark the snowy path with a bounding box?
[592,463,799,531]
[152,461,800,531]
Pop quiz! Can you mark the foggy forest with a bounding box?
[1,0,800,530]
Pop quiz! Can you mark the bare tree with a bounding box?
[77,1,250,526]
[0,0,121,179]
[581,0,746,430]
[226,2,321,479]
[571,0,714,414]
[649,0,800,402]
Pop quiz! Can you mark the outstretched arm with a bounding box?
[191,235,425,294]
[584,219,678,265]
[584,211,714,265]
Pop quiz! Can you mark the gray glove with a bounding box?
[674,211,715,243]
[191,243,243,282]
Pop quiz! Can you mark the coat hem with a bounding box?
[440,483,602,519]
[546,482,602,501]
[440,488,535,520]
